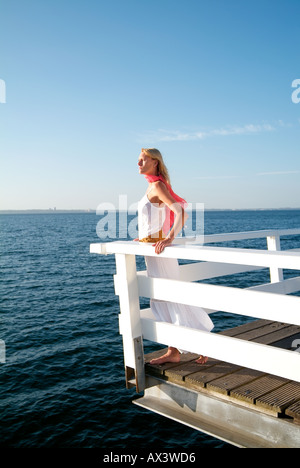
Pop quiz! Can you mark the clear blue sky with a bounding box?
[0,0,299,210]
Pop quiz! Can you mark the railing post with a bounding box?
[114,253,145,393]
[267,235,284,283]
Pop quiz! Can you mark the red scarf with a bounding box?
[144,174,187,235]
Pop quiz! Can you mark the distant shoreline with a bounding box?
[1,208,300,215]
[0,209,95,214]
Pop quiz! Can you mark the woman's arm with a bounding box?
[150,181,188,254]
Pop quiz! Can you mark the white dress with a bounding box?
[138,192,214,351]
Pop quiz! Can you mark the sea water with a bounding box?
[0,210,300,448]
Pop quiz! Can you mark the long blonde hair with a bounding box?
[141,148,171,185]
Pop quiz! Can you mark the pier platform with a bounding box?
[90,229,300,448]
[134,319,300,448]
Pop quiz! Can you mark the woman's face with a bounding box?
[138,152,157,176]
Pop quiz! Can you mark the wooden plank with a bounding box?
[223,321,300,348]
[252,325,300,346]
[286,401,300,424]
[231,375,289,404]
[219,320,272,337]
[144,348,167,363]
[272,332,300,351]
[125,366,135,389]
[256,381,300,414]
[233,322,290,342]
[145,350,199,378]
[206,368,265,396]
[144,348,170,377]
[164,358,220,383]
[185,362,242,390]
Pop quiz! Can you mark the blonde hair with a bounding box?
[141,148,171,185]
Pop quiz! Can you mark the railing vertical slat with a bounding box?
[115,253,145,391]
[267,235,284,282]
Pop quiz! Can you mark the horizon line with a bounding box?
[1,207,300,214]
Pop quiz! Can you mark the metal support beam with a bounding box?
[134,377,300,448]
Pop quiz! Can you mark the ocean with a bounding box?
[1,210,300,449]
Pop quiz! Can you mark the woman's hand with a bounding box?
[153,237,173,254]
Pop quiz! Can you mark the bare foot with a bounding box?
[149,347,180,365]
[195,355,208,364]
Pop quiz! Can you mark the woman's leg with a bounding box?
[146,256,211,365]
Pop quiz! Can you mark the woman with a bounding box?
[137,148,214,365]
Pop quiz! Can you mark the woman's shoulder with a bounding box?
[151,180,168,192]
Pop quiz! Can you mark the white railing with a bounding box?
[90,229,300,391]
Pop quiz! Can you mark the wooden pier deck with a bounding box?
[144,320,300,421]
[135,319,300,447]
